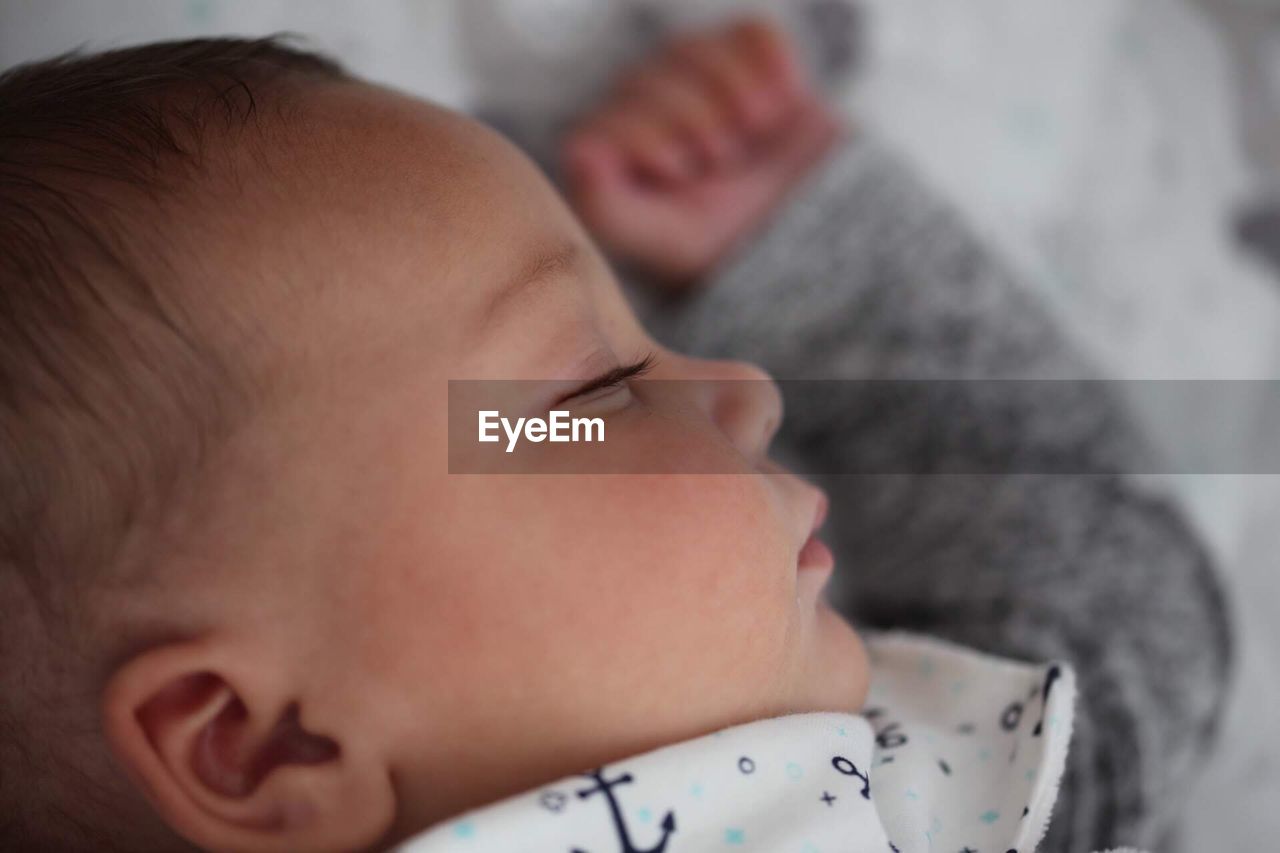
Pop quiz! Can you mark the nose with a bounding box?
[688,357,783,461]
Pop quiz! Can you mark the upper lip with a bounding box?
[760,457,829,551]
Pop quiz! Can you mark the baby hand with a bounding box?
[561,17,843,288]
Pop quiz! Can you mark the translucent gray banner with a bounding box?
[447,379,1280,474]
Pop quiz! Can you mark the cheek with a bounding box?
[355,461,802,759]
[587,474,794,608]
[524,474,801,722]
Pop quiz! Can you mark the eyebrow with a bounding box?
[478,241,584,332]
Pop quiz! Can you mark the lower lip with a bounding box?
[798,533,834,575]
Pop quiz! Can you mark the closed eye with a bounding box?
[554,351,657,407]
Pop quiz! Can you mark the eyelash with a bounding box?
[556,351,657,406]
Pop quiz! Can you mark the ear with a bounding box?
[102,640,395,852]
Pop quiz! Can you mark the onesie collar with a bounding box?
[393,631,1076,853]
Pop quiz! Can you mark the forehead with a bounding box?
[201,81,594,378]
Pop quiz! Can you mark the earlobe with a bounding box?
[103,640,395,852]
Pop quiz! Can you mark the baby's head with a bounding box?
[0,38,868,851]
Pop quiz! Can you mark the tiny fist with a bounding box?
[560,15,844,286]
[563,136,606,178]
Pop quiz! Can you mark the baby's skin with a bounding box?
[99,17,868,853]
[563,18,843,284]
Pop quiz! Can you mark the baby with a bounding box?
[0,17,1228,853]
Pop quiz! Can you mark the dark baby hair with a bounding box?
[0,36,348,851]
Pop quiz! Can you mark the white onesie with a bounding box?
[394,632,1140,853]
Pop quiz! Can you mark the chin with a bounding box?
[805,602,871,714]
